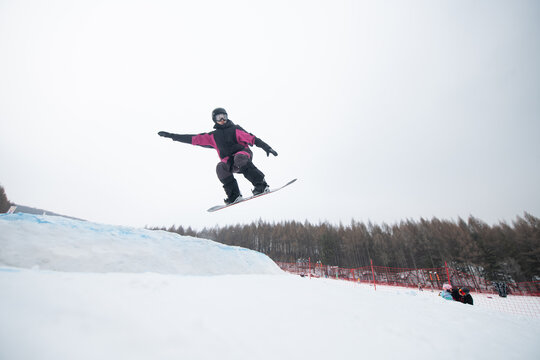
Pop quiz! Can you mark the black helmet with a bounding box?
[212,108,228,122]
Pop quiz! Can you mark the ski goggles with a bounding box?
[458,288,469,296]
[214,113,228,122]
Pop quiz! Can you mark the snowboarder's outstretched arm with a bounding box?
[158,131,216,149]
[158,131,193,144]
[235,125,278,157]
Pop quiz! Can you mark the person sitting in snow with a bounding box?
[451,286,473,305]
[440,283,453,300]
[158,108,278,205]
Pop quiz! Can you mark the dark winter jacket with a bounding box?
[160,120,272,163]
[451,289,474,305]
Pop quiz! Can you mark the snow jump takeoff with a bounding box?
[158,108,278,206]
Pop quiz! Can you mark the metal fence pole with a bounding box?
[370,259,376,291]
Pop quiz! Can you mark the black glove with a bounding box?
[255,137,278,157]
[265,147,278,157]
[158,131,173,138]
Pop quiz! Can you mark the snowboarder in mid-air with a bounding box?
[158,108,278,205]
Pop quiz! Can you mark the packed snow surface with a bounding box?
[0,213,281,275]
[1,214,539,360]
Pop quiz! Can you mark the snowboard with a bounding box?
[207,178,297,212]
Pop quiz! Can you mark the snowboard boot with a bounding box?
[222,176,242,205]
[240,162,269,196]
[252,182,270,196]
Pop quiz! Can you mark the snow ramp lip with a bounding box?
[0,213,283,276]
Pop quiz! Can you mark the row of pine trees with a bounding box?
[156,214,540,283]
[2,184,538,282]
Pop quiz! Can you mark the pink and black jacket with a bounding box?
[161,120,272,163]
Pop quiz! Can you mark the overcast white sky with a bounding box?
[1,0,539,230]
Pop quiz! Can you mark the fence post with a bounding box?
[445,261,451,286]
[370,259,377,291]
[309,257,311,279]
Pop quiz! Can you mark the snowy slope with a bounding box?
[0,213,281,275]
[1,214,539,360]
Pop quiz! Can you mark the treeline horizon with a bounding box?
[153,213,540,283]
